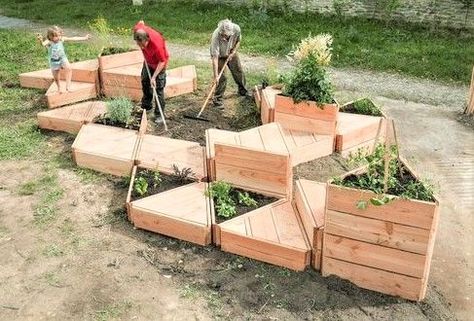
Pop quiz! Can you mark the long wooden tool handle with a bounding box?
[144,61,168,131]
[197,55,232,117]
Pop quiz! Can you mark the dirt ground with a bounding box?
[0,14,472,321]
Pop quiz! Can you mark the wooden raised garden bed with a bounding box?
[37,101,106,134]
[135,135,206,180]
[72,123,140,176]
[206,123,333,180]
[273,94,339,135]
[126,165,212,246]
[294,179,326,270]
[260,86,281,124]
[321,159,440,301]
[336,98,386,157]
[19,59,99,90]
[45,80,98,109]
[218,199,311,271]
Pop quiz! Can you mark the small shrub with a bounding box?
[106,97,133,124]
[172,164,195,183]
[281,34,334,105]
[206,181,236,219]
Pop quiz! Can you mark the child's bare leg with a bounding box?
[63,62,72,91]
[52,69,62,93]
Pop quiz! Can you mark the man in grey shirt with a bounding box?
[210,19,248,109]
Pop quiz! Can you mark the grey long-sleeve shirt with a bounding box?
[210,23,241,58]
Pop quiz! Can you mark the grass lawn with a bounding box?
[0,0,472,84]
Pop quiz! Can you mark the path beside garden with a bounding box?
[1,14,473,321]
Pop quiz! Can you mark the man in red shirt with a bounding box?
[133,21,169,124]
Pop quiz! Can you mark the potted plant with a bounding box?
[275,34,339,134]
[322,143,439,301]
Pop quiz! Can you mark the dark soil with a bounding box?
[94,108,142,130]
[131,168,196,201]
[100,46,135,56]
[146,89,260,145]
[213,187,279,224]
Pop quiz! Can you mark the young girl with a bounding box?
[36,26,91,93]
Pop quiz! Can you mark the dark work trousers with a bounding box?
[141,63,166,117]
[213,53,247,107]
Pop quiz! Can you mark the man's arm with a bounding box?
[211,56,219,81]
[150,61,166,87]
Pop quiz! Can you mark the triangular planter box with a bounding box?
[37,101,106,134]
[322,159,440,301]
[126,165,212,246]
[217,199,311,271]
[294,179,326,270]
[102,63,198,101]
[336,98,387,157]
[45,80,98,108]
[19,59,99,89]
[72,123,141,176]
[135,134,207,180]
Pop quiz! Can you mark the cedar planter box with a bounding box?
[37,101,106,134]
[102,62,198,101]
[336,98,387,157]
[20,59,99,90]
[135,134,207,180]
[260,86,281,124]
[294,179,326,270]
[45,80,98,109]
[274,94,339,135]
[126,165,212,246]
[321,160,440,301]
[72,123,140,176]
[217,199,311,271]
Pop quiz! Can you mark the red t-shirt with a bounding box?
[133,21,169,69]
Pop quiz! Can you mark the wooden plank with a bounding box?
[272,202,310,249]
[325,210,431,255]
[45,81,97,108]
[136,135,206,179]
[254,85,262,109]
[312,249,322,270]
[126,166,138,221]
[102,68,141,89]
[324,234,426,278]
[165,77,195,98]
[132,207,211,246]
[261,86,280,123]
[214,144,289,173]
[322,257,424,301]
[256,123,289,154]
[274,94,339,120]
[220,229,310,271]
[73,150,133,176]
[103,85,142,101]
[99,50,143,70]
[336,113,386,151]
[327,184,436,230]
[248,208,280,242]
[274,112,336,135]
[238,128,265,150]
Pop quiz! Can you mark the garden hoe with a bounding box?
[144,62,168,131]
[184,55,232,122]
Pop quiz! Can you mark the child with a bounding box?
[36,26,91,93]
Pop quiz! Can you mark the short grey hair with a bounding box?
[218,19,233,37]
[133,29,149,42]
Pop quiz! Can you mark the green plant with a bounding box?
[343,97,382,116]
[206,181,237,218]
[134,176,148,196]
[172,164,195,183]
[105,97,133,125]
[282,34,334,105]
[238,192,258,207]
[333,143,435,203]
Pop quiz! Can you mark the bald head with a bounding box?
[134,29,149,48]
